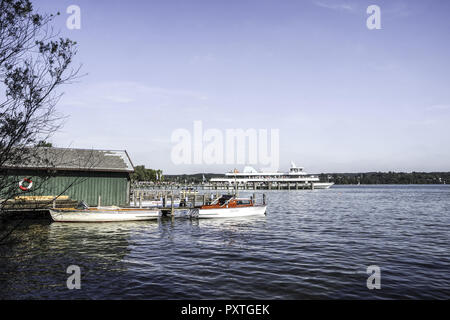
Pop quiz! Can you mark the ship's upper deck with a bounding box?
[224,163,309,177]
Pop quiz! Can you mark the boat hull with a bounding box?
[49,209,160,222]
[189,205,267,219]
[312,182,334,189]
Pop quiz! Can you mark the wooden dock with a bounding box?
[131,181,317,193]
[130,190,222,208]
[130,189,266,211]
[1,195,78,211]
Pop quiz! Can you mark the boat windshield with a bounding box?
[218,195,233,205]
[76,200,89,210]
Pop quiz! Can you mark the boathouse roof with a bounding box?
[3,147,135,173]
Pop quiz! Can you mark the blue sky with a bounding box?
[35,0,450,173]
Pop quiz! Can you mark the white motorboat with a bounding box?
[49,205,160,222]
[189,194,267,219]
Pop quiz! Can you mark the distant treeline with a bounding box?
[163,173,224,183]
[133,166,450,185]
[319,172,450,185]
[132,166,222,183]
[164,172,450,184]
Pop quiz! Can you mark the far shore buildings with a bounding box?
[1,148,134,206]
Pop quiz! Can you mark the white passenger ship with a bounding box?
[209,162,334,190]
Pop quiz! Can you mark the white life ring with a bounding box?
[19,178,33,191]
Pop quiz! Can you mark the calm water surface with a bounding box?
[0,185,449,299]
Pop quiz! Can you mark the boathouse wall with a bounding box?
[2,148,134,207]
[5,169,130,206]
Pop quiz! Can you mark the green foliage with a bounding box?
[159,172,450,185]
[1,0,79,213]
[131,165,163,182]
[132,169,223,184]
[163,173,231,184]
[35,141,52,147]
[133,168,450,185]
[319,172,450,184]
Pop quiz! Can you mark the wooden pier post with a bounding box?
[263,193,266,205]
[171,193,174,215]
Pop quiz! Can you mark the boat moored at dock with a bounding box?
[188,194,267,218]
[49,205,160,222]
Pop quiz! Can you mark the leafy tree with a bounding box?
[323,172,450,185]
[0,0,79,212]
[131,165,163,182]
[35,140,53,147]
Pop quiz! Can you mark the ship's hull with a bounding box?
[189,205,267,218]
[209,179,335,189]
[49,209,160,222]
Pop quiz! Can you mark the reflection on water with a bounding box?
[0,221,159,299]
[181,215,266,229]
[1,186,449,299]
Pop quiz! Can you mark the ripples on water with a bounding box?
[0,185,449,299]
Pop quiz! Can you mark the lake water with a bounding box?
[0,185,449,299]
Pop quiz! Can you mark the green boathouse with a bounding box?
[3,148,134,206]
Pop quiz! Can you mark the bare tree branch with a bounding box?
[0,0,80,216]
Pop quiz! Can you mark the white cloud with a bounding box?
[60,81,209,109]
[312,0,356,12]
